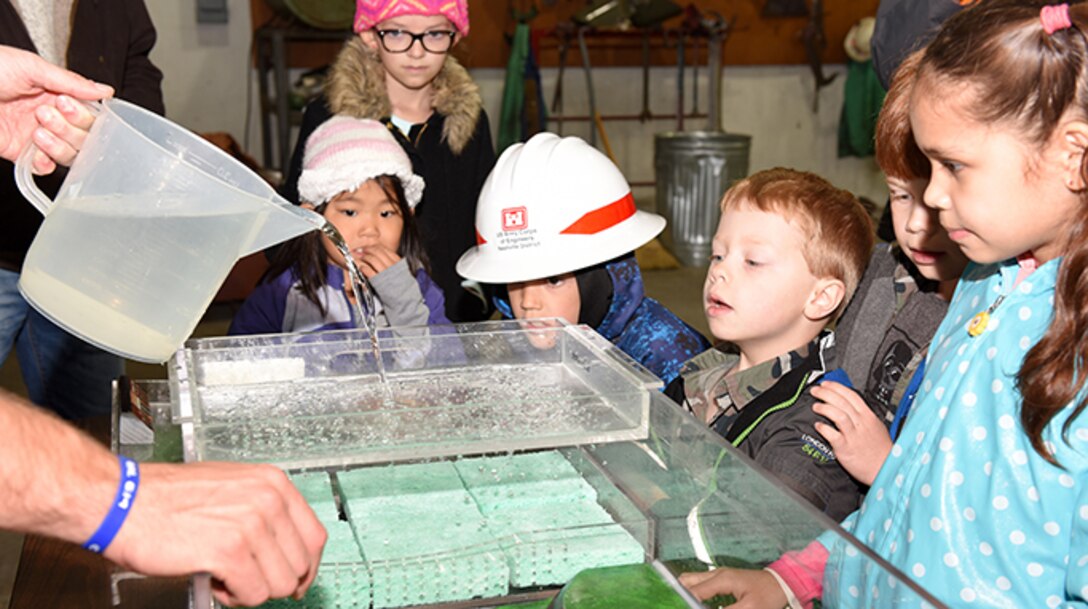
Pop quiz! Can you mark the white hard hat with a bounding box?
[457,133,666,284]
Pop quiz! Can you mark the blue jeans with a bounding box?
[0,268,123,420]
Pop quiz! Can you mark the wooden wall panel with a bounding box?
[250,0,879,69]
[459,0,880,68]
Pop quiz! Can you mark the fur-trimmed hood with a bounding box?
[326,37,483,155]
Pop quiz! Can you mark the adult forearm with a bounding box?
[0,388,328,607]
[0,388,117,544]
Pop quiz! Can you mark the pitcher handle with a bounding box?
[13,99,104,216]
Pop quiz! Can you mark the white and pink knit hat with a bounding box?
[298,116,425,208]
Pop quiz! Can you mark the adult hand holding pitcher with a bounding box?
[13,98,325,363]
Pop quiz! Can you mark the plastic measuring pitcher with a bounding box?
[13,98,325,363]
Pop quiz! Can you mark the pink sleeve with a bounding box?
[766,540,829,608]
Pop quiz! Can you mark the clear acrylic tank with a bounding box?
[110,321,944,609]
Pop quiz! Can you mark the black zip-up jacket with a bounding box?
[666,334,865,522]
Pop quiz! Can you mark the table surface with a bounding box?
[9,415,190,609]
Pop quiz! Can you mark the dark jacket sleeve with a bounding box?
[118,0,164,114]
[66,0,164,115]
[417,270,451,326]
[228,277,288,336]
[471,109,497,196]
[465,110,499,315]
[664,375,686,405]
[281,98,332,204]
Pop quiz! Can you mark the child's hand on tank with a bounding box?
[811,382,892,486]
[678,567,786,608]
[356,244,402,278]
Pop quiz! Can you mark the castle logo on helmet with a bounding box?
[502,207,528,231]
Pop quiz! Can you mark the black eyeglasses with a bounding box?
[375,29,457,54]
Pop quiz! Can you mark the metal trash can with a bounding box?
[654,131,752,266]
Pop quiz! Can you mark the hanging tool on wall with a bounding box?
[674,21,685,131]
[630,0,682,28]
[573,0,632,28]
[631,0,682,123]
[550,22,574,133]
[690,30,699,119]
[524,28,546,138]
[761,0,809,18]
[571,0,639,148]
[577,26,599,147]
[674,5,707,131]
[702,11,729,132]
[801,0,837,112]
[639,29,652,122]
[498,2,546,152]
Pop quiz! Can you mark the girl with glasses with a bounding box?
[281,0,497,325]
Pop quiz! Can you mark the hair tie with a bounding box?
[1042,3,1073,35]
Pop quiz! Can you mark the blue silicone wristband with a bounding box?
[83,455,139,553]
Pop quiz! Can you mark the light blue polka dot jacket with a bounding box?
[822,258,1088,608]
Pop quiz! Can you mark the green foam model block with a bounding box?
[255,565,371,609]
[351,508,509,606]
[352,516,496,561]
[455,452,597,513]
[314,453,650,606]
[367,546,509,608]
[337,461,484,532]
[499,523,645,587]
[485,501,618,535]
[461,456,646,589]
[342,492,481,524]
[291,472,335,502]
[337,460,511,608]
[290,472,341,525]
[257,522,370,608]
[337,461,466,503]
[310,501,341,525]
[321,521,366,564]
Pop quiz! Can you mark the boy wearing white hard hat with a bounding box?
[456,132,710,386]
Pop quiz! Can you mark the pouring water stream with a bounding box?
[318,220,390,390]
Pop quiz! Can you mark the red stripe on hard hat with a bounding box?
[476,229,487,245]
[560,192,636,235]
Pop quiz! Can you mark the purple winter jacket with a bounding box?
[229,260,448,336]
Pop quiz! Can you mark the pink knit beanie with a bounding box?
[298,117,425,208]
[353,0,469,36]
